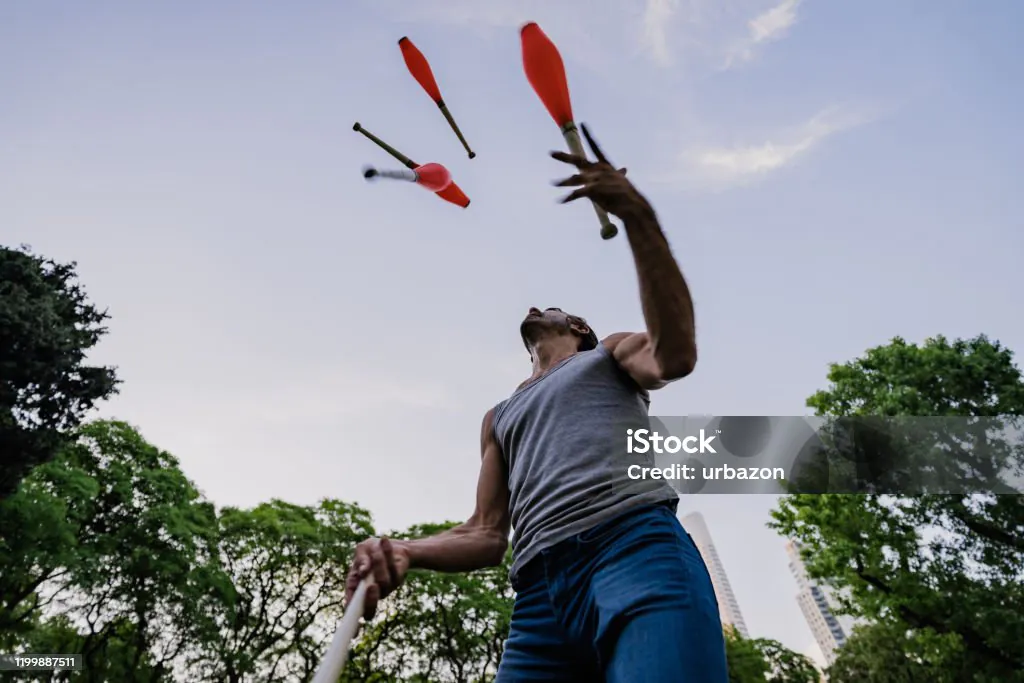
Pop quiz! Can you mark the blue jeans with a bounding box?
[496,502,728,682]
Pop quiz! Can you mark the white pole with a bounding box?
[312,579,369,683]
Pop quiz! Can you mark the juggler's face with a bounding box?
[521,306,572,342]
[519,307,596,353]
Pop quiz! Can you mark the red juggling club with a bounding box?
[399,37,476,159]
[521,22,618,240]
[363,162,453,193]
[353,122,470,208]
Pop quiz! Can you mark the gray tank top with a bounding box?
[493,342,679,582]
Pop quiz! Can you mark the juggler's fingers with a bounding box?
[380,537,400,589]
[553,173,587,187]
[345,567,360,604]
[579,123,610,164]
[363,578,380,619]
[550,150,591,168]
[344,546,370,603]
[368,542,392,595]
[553,167,628,188]
[559,186,591,204]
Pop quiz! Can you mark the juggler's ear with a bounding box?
[568,319,590,337]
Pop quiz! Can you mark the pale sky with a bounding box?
[4,0,1023,667]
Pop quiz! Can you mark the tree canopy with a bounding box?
[771,335,1024,683]
[724,627,820,683]
[0,246,118,502]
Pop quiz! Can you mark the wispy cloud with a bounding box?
[660,105,873,190]
[639,0,681,66]
[634,0,808,70]
[750,0,801,42]
[723,0,803,69]
[368,0,797,72]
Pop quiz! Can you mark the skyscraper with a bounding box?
[786,540,848,665]
[680,512,749,637]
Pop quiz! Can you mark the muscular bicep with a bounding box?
[603,331,693,391]
[467,409,511,541]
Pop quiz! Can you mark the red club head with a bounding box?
[414,162,452,192]
[435,181,470,208]
[399,37,443,103]
[520,22,573,127]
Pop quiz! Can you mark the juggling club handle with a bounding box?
[561,124,618,240]
[437,101,476,159]
[353,122,418,170]
[364,167,418,182]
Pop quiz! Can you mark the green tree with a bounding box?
[724,627,820,683]
[0,420,221,681]
[754,638,821,682]
[21,615,162,682]
[0,246,119,501]
[0,455,84,646]
[771,335,1024,682]
[725,626,771,682]
[1,419,379,682]
[827,620,966,683]
[185,499,373,682]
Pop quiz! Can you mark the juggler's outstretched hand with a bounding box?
[551,124,653,222]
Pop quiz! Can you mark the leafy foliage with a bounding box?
[185,499,372,682]
[771,335,1024,682]
[0,246,119,501]
[0,420,218,681]
[827,621,968,683]
[724,627,820,683]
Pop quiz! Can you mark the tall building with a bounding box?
[680,512,749,637]
[786,540,848,665]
